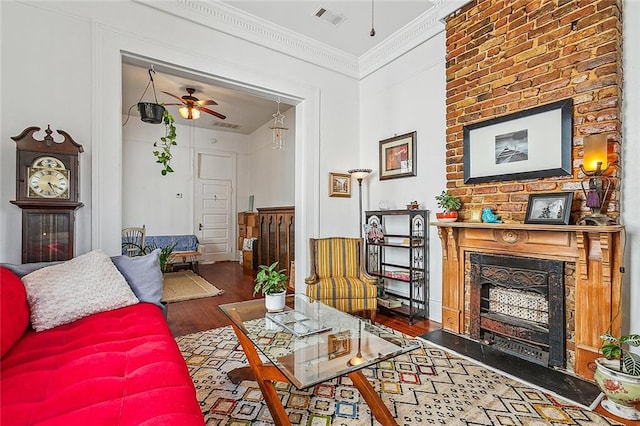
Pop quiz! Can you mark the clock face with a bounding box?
[28,168,70,199]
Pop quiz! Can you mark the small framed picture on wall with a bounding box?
[329,172,351,197]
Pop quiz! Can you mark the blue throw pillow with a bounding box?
[110,249,163,308]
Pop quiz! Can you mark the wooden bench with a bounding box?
[168,250,201,274]
[144,235,203,274]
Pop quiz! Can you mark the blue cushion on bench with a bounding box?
[144,235,199,252]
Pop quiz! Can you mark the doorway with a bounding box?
[195,151,236,263]
[121,56,295,263]
[96,37,320,293]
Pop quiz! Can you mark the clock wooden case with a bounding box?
[10,125,84,263]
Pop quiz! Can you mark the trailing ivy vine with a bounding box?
[152,109,177,175]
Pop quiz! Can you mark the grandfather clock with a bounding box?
[10,125,83,263]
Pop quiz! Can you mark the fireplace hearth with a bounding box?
[469,253,565,367]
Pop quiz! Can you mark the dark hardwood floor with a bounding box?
[167,262,631,425]
[167,261,441,337]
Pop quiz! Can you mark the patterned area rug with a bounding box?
[162,271,224,303]
[176,326,621,425]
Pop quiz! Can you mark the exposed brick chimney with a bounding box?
[445,0,623,224]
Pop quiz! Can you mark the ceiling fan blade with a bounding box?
[197,99,218,106]
[161,91,187,104]
[163,103,183,106]
[200,106,226,120]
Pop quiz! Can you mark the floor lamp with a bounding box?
[348,168,372,238]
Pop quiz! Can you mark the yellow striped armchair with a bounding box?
[305,237,378,322]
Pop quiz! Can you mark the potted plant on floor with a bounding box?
[142,242,177,273]
[435,190,462,222]
[253,261,288,312]
[594,332,640,420]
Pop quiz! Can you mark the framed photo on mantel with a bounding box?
[524,192,574,225]
[463,99,573,184]
[379,131,417,180]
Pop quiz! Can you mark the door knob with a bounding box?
[199,223,203,231]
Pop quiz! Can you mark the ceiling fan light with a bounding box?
[178,106,190,119]
[178,106,201,120]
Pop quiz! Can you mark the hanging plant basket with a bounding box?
[138,102,165,124]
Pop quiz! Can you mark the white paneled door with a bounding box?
[195,152,236,263]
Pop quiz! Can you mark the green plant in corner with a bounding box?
[152,108,177,176]
[435,190,462,211]
[600,332,640,376]
[142,242,177,273]
[253,261,288,296]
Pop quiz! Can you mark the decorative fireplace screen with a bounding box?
[469,253,565,367]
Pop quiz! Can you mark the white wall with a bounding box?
[248,106,296,209]
[0,1,361,287]
[122,114,252,236]
[1,0,637,329]
[122,106,297,255]
[359,32,448,321]
[622,0,639,338]
[0,2,94,259]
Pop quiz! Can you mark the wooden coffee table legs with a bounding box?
[230,323,291,425]
[228,323,398,426]
[348,370,397,426]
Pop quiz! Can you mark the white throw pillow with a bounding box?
[22,250,139,331]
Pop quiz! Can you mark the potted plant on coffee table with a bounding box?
[435,190,462,222]
[594,332,640,420]
[253,261,288,312]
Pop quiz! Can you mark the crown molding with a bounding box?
[359,8,442,78]
[359,0,470,78]
[134,0,359,78]
[134,0,470,80]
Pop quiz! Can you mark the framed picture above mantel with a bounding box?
[463,99,573,184]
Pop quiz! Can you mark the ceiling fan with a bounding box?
[162,88,227,120]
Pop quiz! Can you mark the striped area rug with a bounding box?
[176,326,621,425]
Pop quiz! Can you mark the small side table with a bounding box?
[168,251,200,274]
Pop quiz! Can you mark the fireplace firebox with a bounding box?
[469,253,565,367]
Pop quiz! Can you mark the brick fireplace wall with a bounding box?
[445,0,623,223]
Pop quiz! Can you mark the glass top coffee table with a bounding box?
[219,294,419,426]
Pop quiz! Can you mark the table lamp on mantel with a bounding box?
[348,168,372,238]
[578,134,616,226]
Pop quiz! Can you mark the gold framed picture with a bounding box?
[329,172,351,197]
[328,330,351,359]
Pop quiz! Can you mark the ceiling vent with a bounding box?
[313,7,346,26]
[212,121,241,130]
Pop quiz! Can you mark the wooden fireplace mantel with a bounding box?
[433,221,624,380]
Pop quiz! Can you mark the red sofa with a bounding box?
[0,267,204,425]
